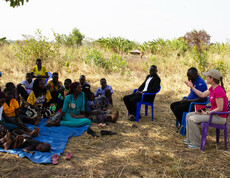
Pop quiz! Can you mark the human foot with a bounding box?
[12,135,24,149]
[111,111,119,123]
[45,120,61,127]
[30,127,39,137]
[34,111,42,126]
[3,140,12,150]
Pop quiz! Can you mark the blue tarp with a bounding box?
[0,119,89,164]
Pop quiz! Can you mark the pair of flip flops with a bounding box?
[52,152,73,165]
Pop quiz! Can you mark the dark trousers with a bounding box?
[124,93,155,115]
[123,94,142,116]
[170,101,194,125]
[17,85,29,101]
[50,91,64,112]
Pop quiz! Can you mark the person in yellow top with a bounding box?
[31,59,48,81]
[46,72,64,111]
[1,89,39,132]
[27,78,53,119]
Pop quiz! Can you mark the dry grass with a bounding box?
[0,45,230,177]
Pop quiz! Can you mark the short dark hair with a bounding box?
[100,78,106,82]
[26,73,32,77]
[52,72,58,76]
[150,65,157,69]
[36,59,42,63]
[65,78,72,84]
[5,82,15,89]
[188,67,198,75]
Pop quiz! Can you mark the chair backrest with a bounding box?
[45,72,52,85]
[227,100,230,111]
[156,86,161,94]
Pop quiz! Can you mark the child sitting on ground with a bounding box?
[94,89,113,111]
[54,78,72,112]
[1,88,41,129]
[5,82,19,103]
[86,92,119,123]
[17,73,34,102]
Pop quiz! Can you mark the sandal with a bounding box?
[66,152,73,160]
[52,154,59,165]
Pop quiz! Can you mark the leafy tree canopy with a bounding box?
[184,29,211,47]
[5,0,29,8]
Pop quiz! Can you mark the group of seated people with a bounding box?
[123,65,228,149]
[170,67,228,149]
[0,58,228,151]
[0,59,120,151]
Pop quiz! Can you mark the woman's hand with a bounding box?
[184,80,193,88]
[197,110,209,115]
[70,112,85,118]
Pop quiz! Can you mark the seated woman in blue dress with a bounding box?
[46,82,91,127]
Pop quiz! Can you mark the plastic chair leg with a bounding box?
[151,104,154,121]
[180,112,187,136]
[176,119,179,127]
[200,125,208,151]
[224,127,228,150]
[136,103,141,122]
[216,129,220,143]
[145,105,148,116]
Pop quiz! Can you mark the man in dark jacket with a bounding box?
[123,65,161,121]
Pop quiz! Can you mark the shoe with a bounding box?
[101,130,116,135]
[182,139,190,145]
[52,154,59,165]
[188,144,200,149]
[66,152,73,160]
[87,128,99,138]
[128,116,136,121]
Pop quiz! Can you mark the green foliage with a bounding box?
[0,37,7,46]
[54,28,85,47]
[83,48,129,74]
[184,29,211,50]
[190,46,208,73]
[14,29,61,64]
[0,37,7,42]
[211,59,229,77]
[96,37,138,54]
[84,48,109,69]
[108,53,129,74]
[5,0,29,7]
[140,38,187,57]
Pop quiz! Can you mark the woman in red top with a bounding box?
[184,69,228,148]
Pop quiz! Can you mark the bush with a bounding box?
[190,46,208,73]
[54,28,85,47]
[211,59,229,77]
[108,53,129,74]
[96,37,137,54]
[14,29,61,64]
[84,48,110,69]
[184,29,211,51]
[83,48,129,74]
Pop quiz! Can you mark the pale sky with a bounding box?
[0,0,230,43]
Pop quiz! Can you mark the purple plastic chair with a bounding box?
[200,100,230,151]
[180,97,210,136]
[132,86,161,122]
